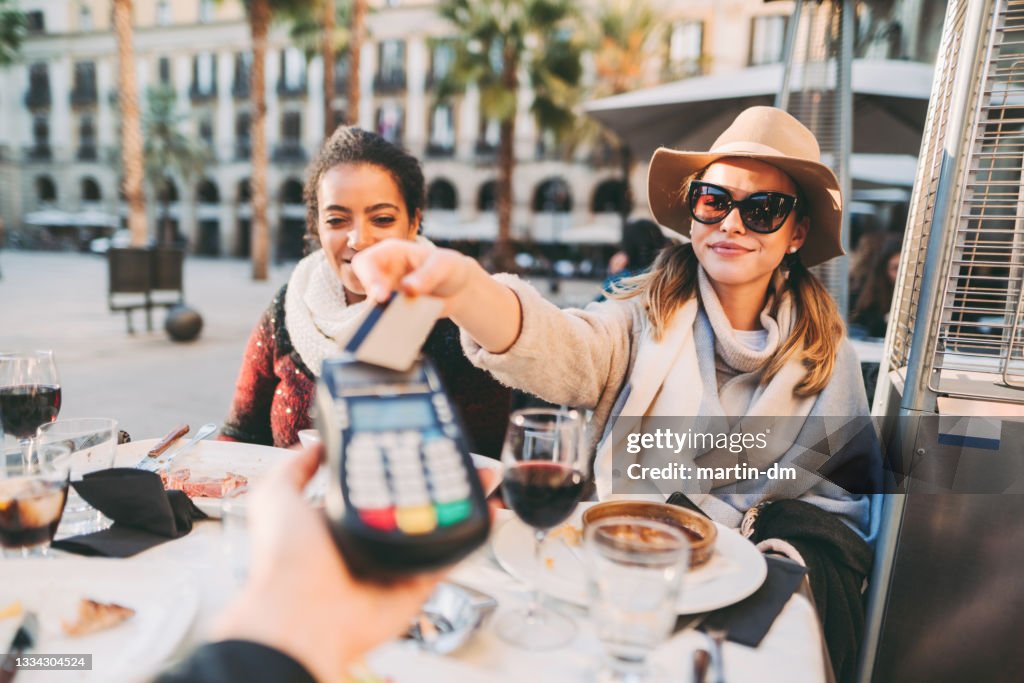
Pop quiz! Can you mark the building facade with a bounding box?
[0,0,801,258]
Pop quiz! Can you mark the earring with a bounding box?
[788,246,798,254]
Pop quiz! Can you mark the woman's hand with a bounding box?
[214,446,443,682]
[351,239,476,316]
[352,239,523,353]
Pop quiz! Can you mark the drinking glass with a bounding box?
[585,517,690,683]
[221,486,251,589]
[36,418,118,535]
[0,441,71,558]
[496,408,588,649]
[0,351,61,470]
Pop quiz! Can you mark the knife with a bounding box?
[0,611,38,683]
[137,422,218,473]
[147,424,190,458]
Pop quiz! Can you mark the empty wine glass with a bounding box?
[495,408,588,650]
[0,351,62,471]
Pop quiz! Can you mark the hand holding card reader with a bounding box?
[316,295,490,579]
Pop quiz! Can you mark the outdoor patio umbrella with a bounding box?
[583,59,934,163]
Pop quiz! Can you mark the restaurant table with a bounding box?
[116,508,829,683]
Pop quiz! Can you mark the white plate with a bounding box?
[115,438,297,517]
[491,505,767,614]
[0,558,199,683]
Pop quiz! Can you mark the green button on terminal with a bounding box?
[435,499,472,526]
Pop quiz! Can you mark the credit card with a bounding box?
[342,292,444,372]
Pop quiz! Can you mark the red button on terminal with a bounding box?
[359,507,397,531]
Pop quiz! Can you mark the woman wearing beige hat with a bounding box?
[352,105,876,538]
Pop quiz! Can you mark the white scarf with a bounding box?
[284,250,368,377]
[284,238,435,377]
[595,266,814,501]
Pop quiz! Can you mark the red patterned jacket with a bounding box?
[222,285,512,458]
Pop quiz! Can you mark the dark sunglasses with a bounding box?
[687,180,798,234]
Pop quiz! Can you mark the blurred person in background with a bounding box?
[849,234,902,339]
[596,218,669,301]
[221,126,510,457]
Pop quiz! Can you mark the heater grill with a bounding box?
[887,0,1024,402]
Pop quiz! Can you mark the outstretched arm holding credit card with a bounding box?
[352,239,523,355]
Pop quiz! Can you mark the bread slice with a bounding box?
[62,598,135,637]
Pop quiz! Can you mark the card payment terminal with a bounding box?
[317,356,491,578]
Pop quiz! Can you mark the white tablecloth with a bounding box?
[129,510,827,683]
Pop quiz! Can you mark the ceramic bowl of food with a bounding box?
[581,501,718,568]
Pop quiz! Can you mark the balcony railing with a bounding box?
[25,88,51,109]
[25,144,52,161]
[272,142,306,163]
[190,83,218,102]
[373,72,407,93]
[474,139,497,158]
[425,142,455,158]
[276,79,307,98]
[70,87,98,106]
[425,71,463,92]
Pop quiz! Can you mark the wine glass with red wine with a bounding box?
[0,351,62,469]
[496,407,588,650]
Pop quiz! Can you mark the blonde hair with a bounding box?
[611,170,844,397]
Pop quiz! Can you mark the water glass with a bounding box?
[0,442,70,558]
[221,486,251,588]
[35,418,118,535]
[585,517,690,683]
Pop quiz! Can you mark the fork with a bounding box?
[705,627,727,683]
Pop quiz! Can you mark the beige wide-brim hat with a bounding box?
[647,106,843,268]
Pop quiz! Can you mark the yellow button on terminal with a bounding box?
[395,505,437,535]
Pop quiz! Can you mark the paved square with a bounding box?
[1,251,599,446]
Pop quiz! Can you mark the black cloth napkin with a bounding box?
[666,491,807,646]
[748,499,873,683]
[698,555,808,646]
[52,467,208,558]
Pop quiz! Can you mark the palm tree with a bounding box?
[112,0,147,247]
[0,0,26,65]
[236,0,316,281]
[288,0,354,137]
[438,0,582,270]
[588,0,662,229]
[321,0,336,136]
[142,86,211,245]
[348,0,366,126]
[245,0,272,280]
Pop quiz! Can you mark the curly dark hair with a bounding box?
[303,126,426,247]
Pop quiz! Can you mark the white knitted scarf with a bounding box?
[596,266,815,501]
[284,250,368,378]
[284,238,435,377]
